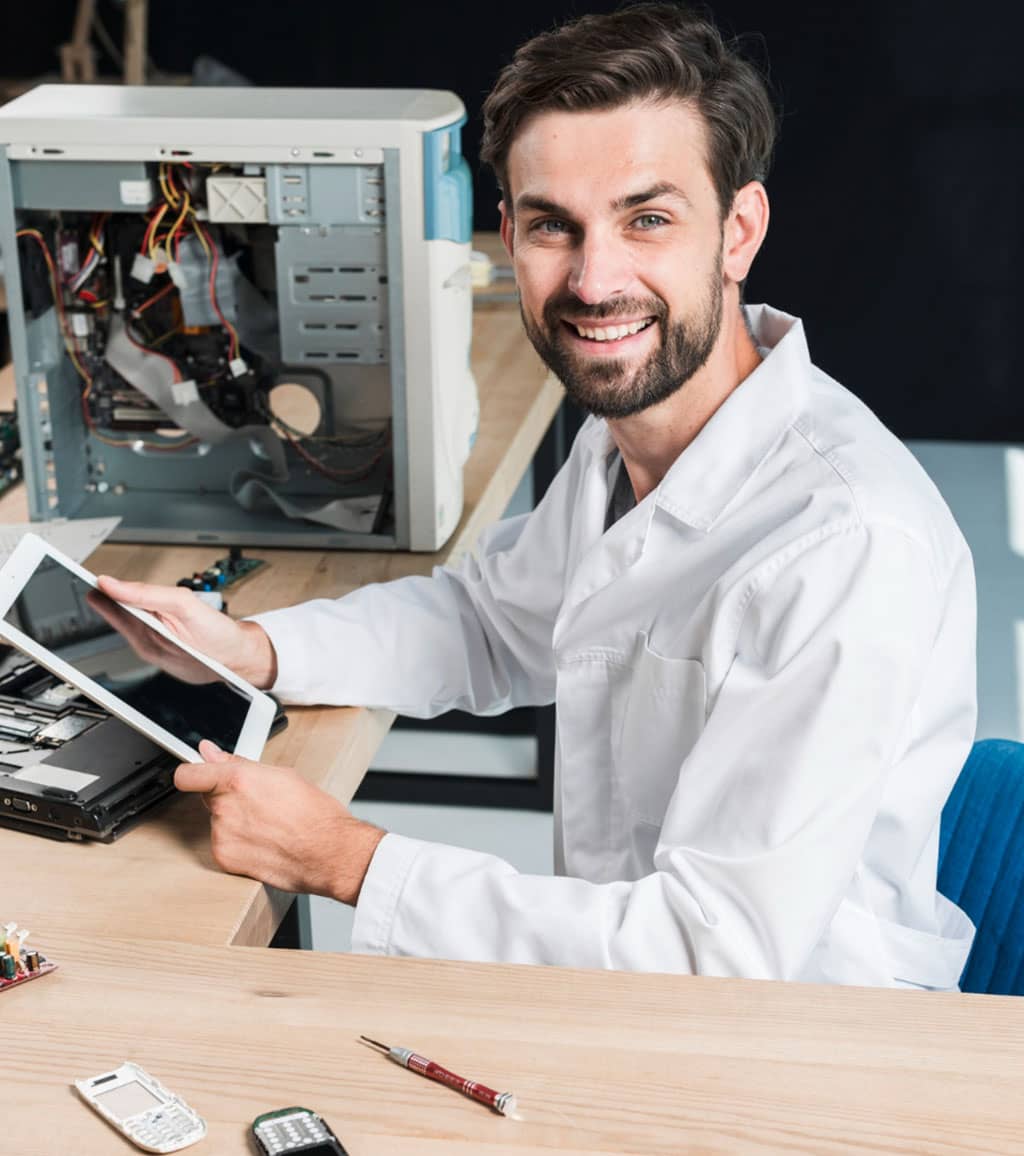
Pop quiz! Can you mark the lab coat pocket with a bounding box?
[615,634,707,827]
[880,893,975,991]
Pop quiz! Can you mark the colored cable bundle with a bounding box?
[137,164,241,360]
[15,227,94,388]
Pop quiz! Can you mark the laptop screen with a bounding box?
[2,556,254,753]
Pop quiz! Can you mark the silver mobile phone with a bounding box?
[74,1061,206,1153]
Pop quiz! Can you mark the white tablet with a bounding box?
[0,533,275,763]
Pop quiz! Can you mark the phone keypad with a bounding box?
[129,1105,203,1152]
[257,1110,332,1152]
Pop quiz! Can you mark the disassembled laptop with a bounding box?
[0,649,176,841]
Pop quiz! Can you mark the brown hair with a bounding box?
[480,3,777,219]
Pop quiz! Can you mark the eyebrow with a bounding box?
[611,182,691,211]
[514,182,691,218]
[514,194,567,217]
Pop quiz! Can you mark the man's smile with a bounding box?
[560,316,658,352]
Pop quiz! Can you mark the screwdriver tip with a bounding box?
[359,1035,390,1053]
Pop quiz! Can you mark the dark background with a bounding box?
[4,1,1021,441]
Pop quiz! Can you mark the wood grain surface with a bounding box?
[2,937,1023,1156]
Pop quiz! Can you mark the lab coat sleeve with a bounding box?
[248,443,586,716]
[351,521,975,976]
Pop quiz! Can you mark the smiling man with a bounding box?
[498,93,763,501]
[102,3,978,987]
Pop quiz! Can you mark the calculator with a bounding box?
[251,1106,349,1155]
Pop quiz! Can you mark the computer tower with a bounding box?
[0,86,478,550]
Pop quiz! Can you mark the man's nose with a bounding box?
[567,232,631,305]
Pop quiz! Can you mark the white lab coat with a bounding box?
[253,305,977,988]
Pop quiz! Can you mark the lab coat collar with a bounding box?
[578,305,812,534]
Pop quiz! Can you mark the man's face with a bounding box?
[501,100,727,419]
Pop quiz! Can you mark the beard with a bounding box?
[520,255,724,420]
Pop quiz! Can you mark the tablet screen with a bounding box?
[2,555,253,752]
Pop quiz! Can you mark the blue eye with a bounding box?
[634,214,667,229]
[533,218,570,234]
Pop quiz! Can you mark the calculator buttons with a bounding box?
[258,1111,333,1153]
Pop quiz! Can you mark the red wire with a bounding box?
[133,281,175,316]
[122,322,182,382]
[281,425,388,481]
[196,222,239,359]
[141,215,156,255]
[140,204,168,255]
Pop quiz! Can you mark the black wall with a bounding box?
[5,1,1021,440]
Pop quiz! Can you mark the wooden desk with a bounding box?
[1,236,562,949]
[3,936,1023,1155]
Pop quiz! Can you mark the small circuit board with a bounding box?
[0,409,23,497]
[0,920,57,992]
[176,547,267,595]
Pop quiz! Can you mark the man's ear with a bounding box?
[722,181,769,286]
[499,200,514,259]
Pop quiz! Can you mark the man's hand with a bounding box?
[85,589,217,685]
[175,740,386,905]
[96,575,278,689]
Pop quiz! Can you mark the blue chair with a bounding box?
[938,739,1024,995]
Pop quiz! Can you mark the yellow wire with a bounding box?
[88,212,107,255]
[158,163,180,207]
[164,190,191,265]
[148,327,182,349]
[189,214,212,260]
[147,203,169,260]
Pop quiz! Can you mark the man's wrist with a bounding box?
[237,620,278,689]
[329,819,387,907]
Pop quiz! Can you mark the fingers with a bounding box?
[86,587,143,634]
[198,739,230,762]
[171,753,353,893]
[97,575,199,618]
[176,744,247,793]
[175,760,233,794]
[87,586,175,670]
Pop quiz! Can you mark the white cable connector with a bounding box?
[170,379,199,406]
[130,253,155,284]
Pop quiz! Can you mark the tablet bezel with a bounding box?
[0,533,275,763]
